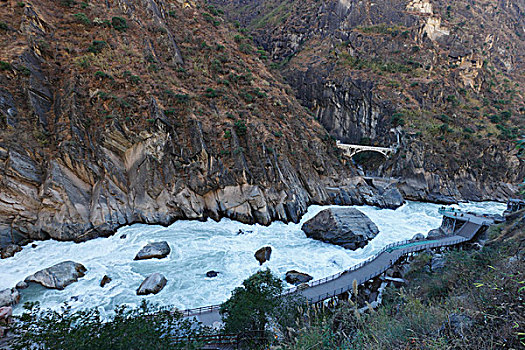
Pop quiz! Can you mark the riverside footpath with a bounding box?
[183,210,493,327]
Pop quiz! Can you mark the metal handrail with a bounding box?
[182,216,487,315]
[304,234,475,304]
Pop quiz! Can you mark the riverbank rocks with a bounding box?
[0,289,20,308]
[411,233,425,241]
[15,281,28,290]
[301,208,379,250]
[206,271,219,278]
[25,261,87,290]
[137,273,167,295]
[254,246,272,265]
[134,241,171,260]
[0,306,12,338]
[100,275,112,287]
[1,244,22,259]
[0,307,12,323]
[427,227,447,239]
[285,270,313,285]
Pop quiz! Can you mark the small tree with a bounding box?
[220,269,283,334]
[9,301,207,349]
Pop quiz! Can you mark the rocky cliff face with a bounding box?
[0,0,407,250]
[210,0,525,202]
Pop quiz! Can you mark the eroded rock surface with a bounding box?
[134,241,171,260]
[210,0,524,203]
[137,273,167,295]
[0,289,20,308]
[0,245,21,259]
[25,261,87,290]
[302,208,379,250]
[285,270,313,286]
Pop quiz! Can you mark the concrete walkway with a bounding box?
[185,215,490,326]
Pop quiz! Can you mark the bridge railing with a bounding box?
[182,221,482,315]
[172,333,238,345]
[181,304,222,317]
[283,238,417,295]
[304,236,467,304]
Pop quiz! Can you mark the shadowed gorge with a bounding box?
[210,0,525,202]
[0,0,374,248]
[0,1,524,347]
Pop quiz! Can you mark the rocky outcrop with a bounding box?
[25,261,87,290]
[0,0,368,250]
[327,181,404,209]
[302,208,379,250]
[134,242,171,260]
[211,0,524,203]
[0,244,21,259]
[0,289,19,308]
[15,281,28,290]
[136,273,167,295]
[444,314,473,337]
[254,246,272,265]
[427,227,447,239]
[206,271,219,278]
[411,233,425,241]
[0,306,12,338]
[430,254,446,271]
[100,275,112,288]
[285,270,313,286]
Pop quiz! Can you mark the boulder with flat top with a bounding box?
[285,270,313,285]
[134,241,171,260]
[137,273,167,295]
[25,261,87,290]
[301,208,379,250]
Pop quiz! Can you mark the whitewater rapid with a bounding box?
[0,201,506,315]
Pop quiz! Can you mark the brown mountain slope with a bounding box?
[0,0,389,248]
[210,0,525,202]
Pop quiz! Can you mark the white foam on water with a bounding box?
[0,201,506,314]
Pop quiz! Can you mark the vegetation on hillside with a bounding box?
[210,0,525,188]
[277,213,525,349]
[0,0,336,170]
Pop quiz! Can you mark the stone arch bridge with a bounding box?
[336,141,397,159]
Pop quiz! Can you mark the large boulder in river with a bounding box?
[100,275,112,288]
[301,208,379,250]
[206,271,219,278]
[285,270,313,285]
[25,261,87,290]
[254,246,272,265]
[411,233,425,241]
[0,288,20,308]
[134,241,171,260]
[137,273,167,295]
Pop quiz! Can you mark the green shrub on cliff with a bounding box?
[74,13,91,26]
[111,17,128,32]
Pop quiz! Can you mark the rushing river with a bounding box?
[0,201,506,315]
